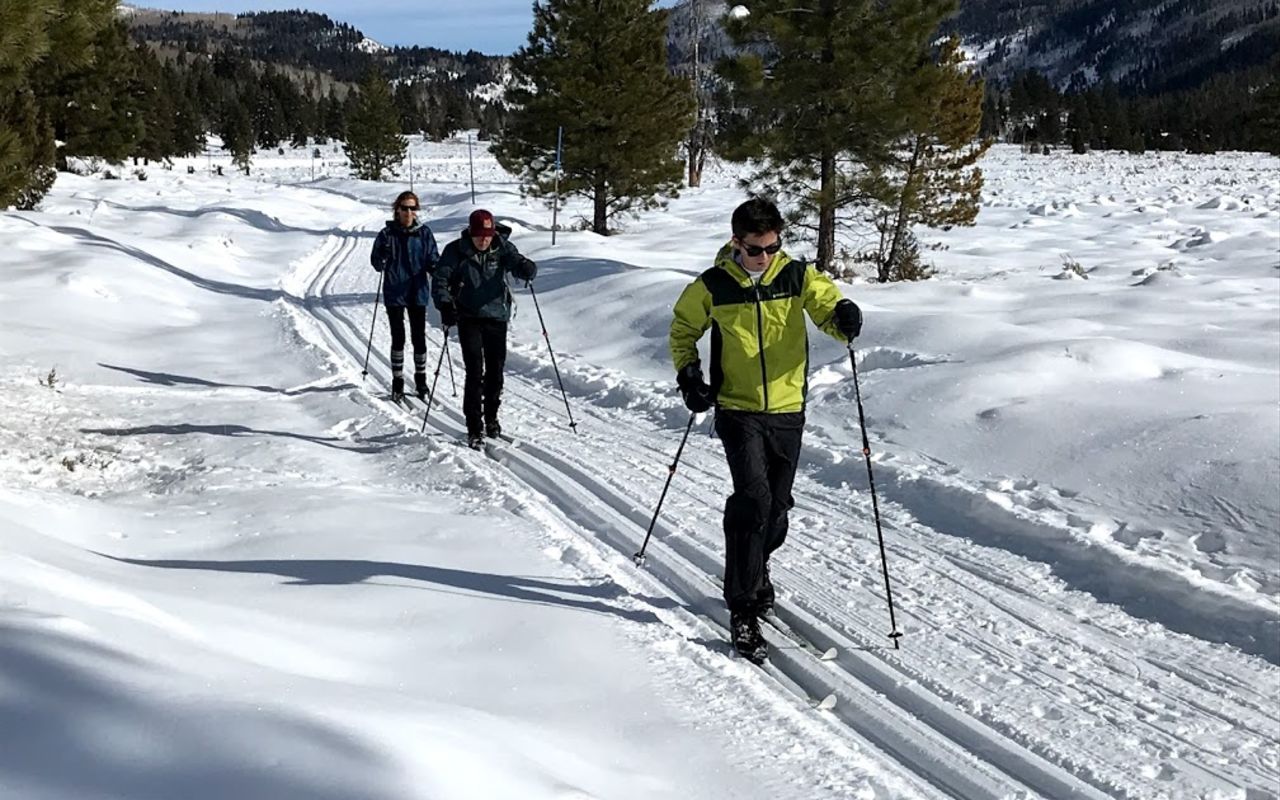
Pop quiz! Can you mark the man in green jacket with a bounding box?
[670,198,862,663]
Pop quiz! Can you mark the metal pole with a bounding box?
[467,134,475,204]
[527,281,576,433]
[420,327,452,433]
[634,414,697,565]
[848,344,903,649]
[361,272,384,379]
[551,126,563,246]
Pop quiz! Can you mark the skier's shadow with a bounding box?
[100,555,677,625]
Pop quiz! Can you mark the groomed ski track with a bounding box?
[280,210,1278,800]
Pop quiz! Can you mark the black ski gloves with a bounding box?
[438,304,458,327]
[676,362,714,414]
[834,299,862,341]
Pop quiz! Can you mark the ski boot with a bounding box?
[730,610,768,665]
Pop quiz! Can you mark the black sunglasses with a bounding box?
[739,239,782,258]
[397,204,419,212]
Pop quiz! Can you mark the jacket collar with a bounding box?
[387,218,422,233]
[713,241,791,287]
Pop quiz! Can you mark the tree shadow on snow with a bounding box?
[102,555,678,626]
[100,363,357,397]
[0,623,398,800]
[82,423,397,455]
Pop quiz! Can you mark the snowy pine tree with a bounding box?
[344,72,406,181]
[493,0,694,234]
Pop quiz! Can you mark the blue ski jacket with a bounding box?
[371,219,439,307]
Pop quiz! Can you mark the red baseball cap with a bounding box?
[469,209,497,238]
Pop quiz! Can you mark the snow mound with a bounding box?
[1197,195,1246,210]
[857,347,950,372]
[1171,228,1223,249]
[1028,201,1081,217]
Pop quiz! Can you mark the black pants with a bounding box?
[714,410,805,614]
[457,317,507,433]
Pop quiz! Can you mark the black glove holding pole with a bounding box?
[676,362,714,414]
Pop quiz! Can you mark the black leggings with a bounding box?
[385,305,427,355]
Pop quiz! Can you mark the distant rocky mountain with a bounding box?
[664,0,1279,94]
[944,0,1279,93]
[123,7,508,96]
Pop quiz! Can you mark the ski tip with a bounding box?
[820,646,838,661]
[814,693,837,712]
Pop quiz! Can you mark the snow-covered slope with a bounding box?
[1,137,1276,799]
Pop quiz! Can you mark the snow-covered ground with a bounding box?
[1,137,1276,799]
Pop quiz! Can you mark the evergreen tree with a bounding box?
[43,20,144,166]
[493,0,694,234]
[1252,68,1280,155]
[323,88,347,141]
[871,37,991,282]
[0,0,115,207]
[221,102,255,175]
[717,0,960,271]
[394,81,425,136]
[344,71,406,181]
[135,46,176,164]
[0,89,55,209]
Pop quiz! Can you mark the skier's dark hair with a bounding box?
[731,198,783,240]
[393,190,419,210]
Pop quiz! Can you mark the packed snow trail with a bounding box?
[288,210,1279,800]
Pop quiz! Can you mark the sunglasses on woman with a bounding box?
[397,204,419,212]
[739,239,782,257]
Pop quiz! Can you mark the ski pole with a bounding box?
[527,281,577,433]
[421,326,451,433]
[633,413,696,566]
[361,271,384,379]
[444,327,457,397]
[849,343,903,649]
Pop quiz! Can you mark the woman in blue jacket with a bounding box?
[432,209,537,448]
[370,191,439,401]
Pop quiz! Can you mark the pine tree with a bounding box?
[870,38,991,282]
[0,89,55,209]
[135,45,176,164]
[324,88,346,141]
[43,20,144,166]
[717,0,960,271]
[344,71,406,181]
[0,0,116,207]
[394,82,425,136]
[221,102,255,175]
[493,0,694,234]
[1253,68,1280,156]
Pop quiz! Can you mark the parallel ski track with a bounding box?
[288,217,1278,800]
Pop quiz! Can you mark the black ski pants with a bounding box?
[714,409,805,614]
[385,305,427,357]
[457,317,507,434]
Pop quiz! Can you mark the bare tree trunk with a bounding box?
[816,148,836,272]
[687,0,704,188]
[688,127,704,187]
[883,137,925,282]
[593,171,608,234]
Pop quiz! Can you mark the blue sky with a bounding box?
[142,1,542,54]
[141,1,541,55]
